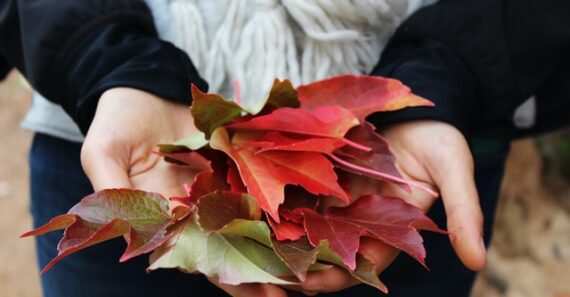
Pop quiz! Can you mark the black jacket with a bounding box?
[1,0,569,138]
[371,0,570,139]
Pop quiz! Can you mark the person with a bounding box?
[1,0,569,296]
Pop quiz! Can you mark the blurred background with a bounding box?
[1,71,569,297]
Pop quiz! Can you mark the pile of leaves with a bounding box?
[23,75,445,292]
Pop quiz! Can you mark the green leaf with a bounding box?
[190,84,245,139]
[350,254,388,293]
[265,79,300,109]
[239,79,300,115]
[158,132,209,154]
[148,217,294,285]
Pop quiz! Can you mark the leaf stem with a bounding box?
[233,79,242,105]
[183,183,191,197]
[327,153,438,197]
[341,138,373,152]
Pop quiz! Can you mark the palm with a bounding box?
[81,88,293,297]
[81,87,197,198]
[293,120,486,295]
[382,120,485,271]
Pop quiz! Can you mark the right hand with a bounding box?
[289,120,486,295]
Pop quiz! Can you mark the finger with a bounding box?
[81,145,132,191]
[359,237,399,272]
[300,267,359,293]
[129,160,195,198]
[434,155,486,271]
[296,239,398,294]
[210,279,288,297]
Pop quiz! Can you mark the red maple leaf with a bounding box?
[210,128,349,221]
[302,195,445,270]
[297,74,433,122]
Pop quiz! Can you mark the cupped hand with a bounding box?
[81,87,289,297]
[382,120,486,271]
[81,87,197,197]
[292,120,485,295]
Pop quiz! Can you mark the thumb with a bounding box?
[81,143,132,191]
[431,149,486,271]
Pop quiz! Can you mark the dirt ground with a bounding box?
[0,71,40,297]
[1,71,569,297]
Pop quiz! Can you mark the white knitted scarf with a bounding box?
[145,0,436,113]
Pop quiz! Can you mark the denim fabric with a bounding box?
[29,133,509,297]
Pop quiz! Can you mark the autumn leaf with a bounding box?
[337,123,399,176]
[281,186,319,213]
[153,151,211,173]
[26,74,443,291]
[255,132,345,154]
[228,106,359,140]
[329,123,438,196]
[239,79,300,115]
[227,159,247,193]
[265,79,300,109]
[22,189,176,272]
[196,191,261,231]
[301,208,361,270]
[210,128,348,221]
[331,123,410,191]
[297,74,433,122]
[149,218,295,285]
[302,195,445,270]
[22,214,77,236]
[190,84,245,138]
[349,254,388,293]
[158,130,209,154]
[148,191,293,285]
[267,215,305,241]
[212,129,349,219]
[210,128,285,220]
[270,237,322,281]
[190,171,229,200]
[269,235,387,290]
[256,150,349,202]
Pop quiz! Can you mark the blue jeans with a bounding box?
[30,133,508,297]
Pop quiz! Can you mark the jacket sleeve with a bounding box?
[369,0,570,138]
[0,54,11,81]
[0,0,207,133]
